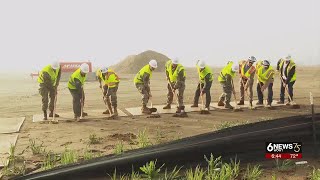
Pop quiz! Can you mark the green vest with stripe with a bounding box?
[99,69,120,88]
[68,69,87,89]
[257,66,275,84]
[197,65,213,83]
[218,61,236,82]
[37,65,60,86]
[167,63,186,83]
[134,65,152,84]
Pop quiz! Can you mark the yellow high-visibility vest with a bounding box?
[239,60,255,79]
[257,66,275,84]
[134,65,152,84]
[197,65,213,83]
[37,65,60,86]
[99,69,120,88]
[167,63,186,83]
[68,68,87,89]
[279,60,296,82]
[218,61,236,82]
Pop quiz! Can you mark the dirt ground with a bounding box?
[0,66,320,179]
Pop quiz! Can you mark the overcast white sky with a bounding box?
[0,0,319,73]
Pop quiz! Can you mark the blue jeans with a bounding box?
[257,82,273,104]
[280,81,295,102]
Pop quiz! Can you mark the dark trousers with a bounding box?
[280,81,295,102]
[39,84,55,112]
[69,88,85,117]
[193,82,212,107]
[257,82,273,104]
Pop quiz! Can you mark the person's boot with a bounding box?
[43,110,48,120]
[176,106,181,113]
[49,111,60,118]
[163,104,171,109]
[237,100,244,105]
[224,103,234,109]
[179,106,188,117]
[191,104,198,108]
[141,105,151,114]
[276,100,284,104]
[113,106,118,117]
[102,109,110,114]
[218,100,225,106]
[256,101,263,105]
[249,100,253,107]
[82,112,88,117]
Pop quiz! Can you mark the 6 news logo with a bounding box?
[265,142,302,159]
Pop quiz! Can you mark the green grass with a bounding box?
[60,147,78,165]
[163,166,183,180]
[242,164,263,180]
[140,160,165,179]
[185,165,205,180]
[29,139,45,155]
[114,141,125,155]
[274,159,295,172]
[88,134,103,145]
[42,152,56,170]
[309,168,320,180]
[137,128,151,148]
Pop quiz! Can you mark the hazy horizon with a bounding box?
[0,0,319,73]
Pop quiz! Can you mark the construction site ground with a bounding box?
[1,66,320,179]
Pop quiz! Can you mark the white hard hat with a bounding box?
[149,59,158,68]
[80,63,90,73]
[263,60,270,66]
[248,56,256,62]
[231,63,239,72]
[198,60,206,68]
[51,61,60,70]
[285,55,291,61]
[172,58,179,65]
[100,66,108,73]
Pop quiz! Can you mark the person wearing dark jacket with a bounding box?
[37,61,61,120]
[191,60,213,110]
[277,55,297,104]
[68,63,90,121]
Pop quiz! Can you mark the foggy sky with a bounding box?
[0,0,319,73]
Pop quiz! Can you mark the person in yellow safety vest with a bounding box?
[190,60,213,110]
[217,61,239,109]
[163,58,187,117]
[37,61,61,120]
[95,68,101,81]
[277,55,297,105]
[134,60,158,114]
[98,66,120,116]
[256,60,263,72]
[256,60,275,106]
[68,63,90,121]
[238,56,256,107]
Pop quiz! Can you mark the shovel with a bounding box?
[240,79,256,110]
[199,82,210,114]
[51,88,59,124]
[280,77,300,109]
[148,95,158,113]
[100,83,116,119]
[231,79,242,112]
[258,82,275,110]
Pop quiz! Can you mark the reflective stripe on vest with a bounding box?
[279,60,296,82]
[37,65,60,86]
[240,61,255,79]
[68,68,87,89]
[218,62,235,82]
[101,69,120,88]
[134,65,152,84]
[197,65,213,83]
[168,64,186,83]
[257,66,274,83]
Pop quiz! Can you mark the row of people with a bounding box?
[37,55,296,120]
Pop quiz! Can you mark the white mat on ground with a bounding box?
[33,109,127,122]
[125,104,202,116]
[0,117,25,134]
[211,100,286,110]
[0,134,18,167]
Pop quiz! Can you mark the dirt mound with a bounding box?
[108,133,137,142]
[111,50,170,74]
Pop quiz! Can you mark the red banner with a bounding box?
[265,153,302,159]
[60,62,92,72]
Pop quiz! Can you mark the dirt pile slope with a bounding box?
[111,50,170,73]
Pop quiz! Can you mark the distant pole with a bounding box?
[310,92,318,157]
